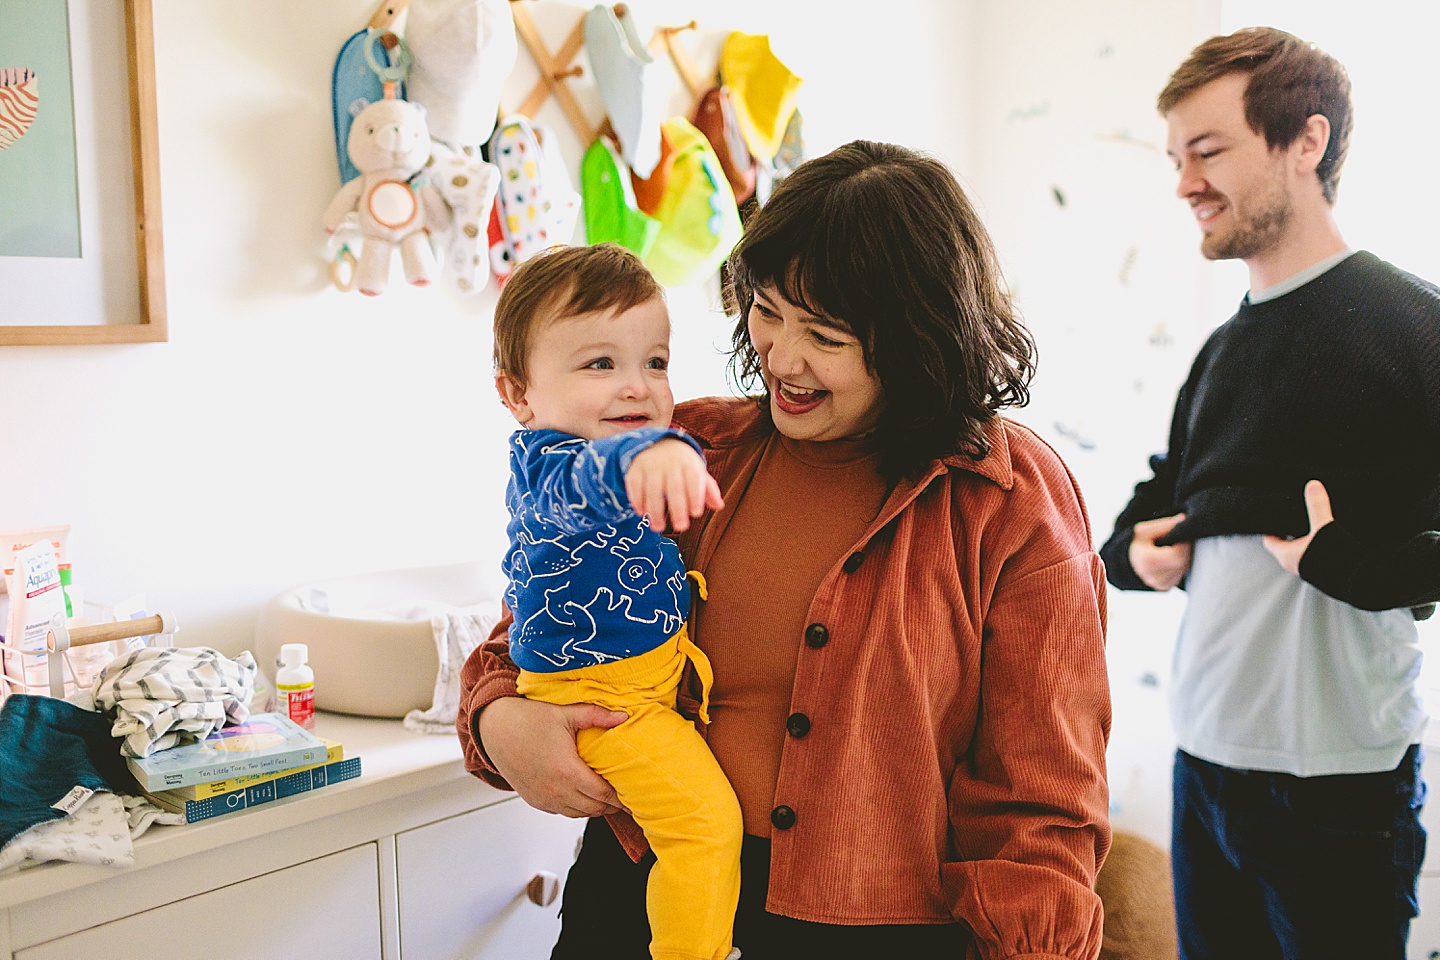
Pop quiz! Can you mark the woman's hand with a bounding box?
[1129,513,1193,590]
[1263,480,1335,575]
[477,696,627,818]
[625,438,724,533]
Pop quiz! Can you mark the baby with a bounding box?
[492,243,742,960]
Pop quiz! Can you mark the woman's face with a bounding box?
[746,284,884,442]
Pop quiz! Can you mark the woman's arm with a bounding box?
[944,453,1111,959]
[478,697,626,817]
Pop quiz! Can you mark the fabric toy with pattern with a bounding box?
[406,0,514,293]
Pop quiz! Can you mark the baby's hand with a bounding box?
[625,438,724,533]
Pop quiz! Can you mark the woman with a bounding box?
[459,140,1111,960]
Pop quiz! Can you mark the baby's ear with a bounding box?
[495,371,532,424]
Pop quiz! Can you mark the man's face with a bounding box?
[1165,72,1294,263]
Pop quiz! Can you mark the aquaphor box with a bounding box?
[5,540,67,691]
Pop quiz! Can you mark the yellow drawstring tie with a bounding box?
[687,569,708,601]
[681,570,713,723]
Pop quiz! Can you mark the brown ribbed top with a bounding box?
[696,433,889,837]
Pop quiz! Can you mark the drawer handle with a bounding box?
[527,870,560,907]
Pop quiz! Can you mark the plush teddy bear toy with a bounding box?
[323,95,451,296]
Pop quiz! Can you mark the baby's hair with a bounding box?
[494,243,665,384]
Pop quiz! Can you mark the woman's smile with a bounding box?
[774,380,828,414]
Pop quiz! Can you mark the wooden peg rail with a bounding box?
[657,20,703,98]
[503,3,724,147]
[508,0,598,145]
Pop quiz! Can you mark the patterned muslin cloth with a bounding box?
[403,604,500,734]
[0,792,183,874]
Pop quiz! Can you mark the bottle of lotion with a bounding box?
[276,642,316,730]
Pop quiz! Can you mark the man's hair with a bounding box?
[725,140,1035,482]
[1158,26,1352,204]
[493,243,664,384]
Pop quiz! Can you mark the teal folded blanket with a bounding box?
[0,694,133,848]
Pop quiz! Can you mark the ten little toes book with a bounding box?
[125,714,327,791]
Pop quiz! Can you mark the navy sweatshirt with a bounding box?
[1100,251,1440,611]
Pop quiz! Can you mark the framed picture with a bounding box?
[0,0,165,345]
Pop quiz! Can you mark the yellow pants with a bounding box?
[518,627,742,960]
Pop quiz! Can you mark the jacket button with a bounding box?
[804,623,829,648]
[786,712,811,738]
[771,805,796,830]
[842,552,864,573]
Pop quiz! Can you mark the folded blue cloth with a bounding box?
[0,695,134,848]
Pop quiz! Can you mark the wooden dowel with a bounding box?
[547,14,588,68]
[512,3,597,144]
[368,0,410,31]
[659,26,705,99]
[64,615,165,648]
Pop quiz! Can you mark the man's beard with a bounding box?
[1201,164,1292,262]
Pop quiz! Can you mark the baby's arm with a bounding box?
[624,438,723,533]
[518,428,719,532]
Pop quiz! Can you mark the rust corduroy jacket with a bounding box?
[458,397,1112,960]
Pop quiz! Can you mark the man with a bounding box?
[1102,26,1440,959]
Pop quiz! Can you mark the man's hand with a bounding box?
[1130,513,1193,590]
[625,438,724,533]
[1263,480,1334,575]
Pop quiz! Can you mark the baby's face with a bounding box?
[504,297,675,439]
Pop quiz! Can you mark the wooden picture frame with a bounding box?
[0,0,166,345]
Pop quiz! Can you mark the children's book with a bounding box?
[145,756,363,823]
[162,740,344,800]
[125,714,328,791]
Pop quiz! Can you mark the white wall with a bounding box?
[0,1,975,657]
[966,0,1220,844]
[1219,1,1440,279]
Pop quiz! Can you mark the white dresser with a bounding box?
[0,714,585,960]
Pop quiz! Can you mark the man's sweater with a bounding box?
[1100,251,1440,610]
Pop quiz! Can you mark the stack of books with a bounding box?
[127,713,362,823]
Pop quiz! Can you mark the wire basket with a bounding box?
[0,611,176,705]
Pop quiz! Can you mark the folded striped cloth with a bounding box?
[93,647,257,758]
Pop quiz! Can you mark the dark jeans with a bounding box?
[1172,746,1426,960]
[551,817,969,959]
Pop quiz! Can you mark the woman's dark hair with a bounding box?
[725,140,1035,480]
